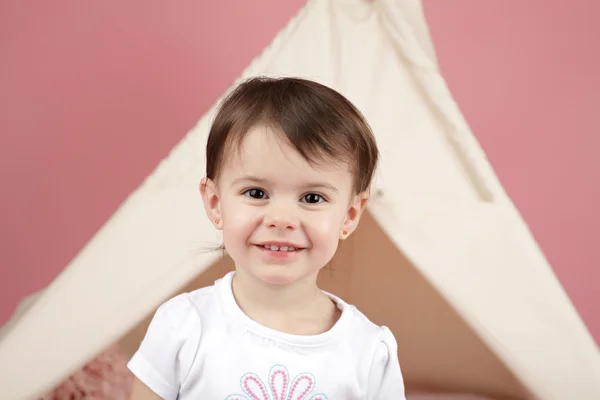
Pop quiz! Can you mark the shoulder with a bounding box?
[134,284,218,355]
[370,325,398,366]
[344,303,399,359]
[345,310,405,399]
[127,285,221,399]
[154,285,217,328]
[334,298,405,393]
[143,288,206,341]
[346,306,405,398]
[367,325,405,398]
[353,309,399,362]
[337,298,396,347]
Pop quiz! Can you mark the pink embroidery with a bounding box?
[270,368,288,400]
[242,374,269,400]
[287,374,314,400]
[225,365,327,400]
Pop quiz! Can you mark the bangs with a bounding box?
[206,77,378,193]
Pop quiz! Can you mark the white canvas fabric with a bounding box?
[1,0,599,399]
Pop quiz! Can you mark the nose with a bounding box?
[264,207,299,231]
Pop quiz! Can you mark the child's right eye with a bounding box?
[243,188,267,199]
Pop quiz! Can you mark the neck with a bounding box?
[231,270,341,335]
[231,269,323,315]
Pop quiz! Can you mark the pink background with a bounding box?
[1,1,598,344]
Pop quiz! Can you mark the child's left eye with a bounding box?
[302,193,325,204]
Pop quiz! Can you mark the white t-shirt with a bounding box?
[128,272,405,399]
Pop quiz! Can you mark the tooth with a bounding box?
[270,245,279,251]
[289,247,295,251]
[280,246,288,251]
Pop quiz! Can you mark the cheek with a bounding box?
[220,199,260,248]
[305,210,345,252]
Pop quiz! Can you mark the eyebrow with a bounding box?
[231,175,339,193]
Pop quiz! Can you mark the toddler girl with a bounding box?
[128,77,406,399]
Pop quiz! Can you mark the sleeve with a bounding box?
[127,294,201,400]
[367,326,406,400]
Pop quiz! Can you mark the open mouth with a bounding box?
[255,244,304,253]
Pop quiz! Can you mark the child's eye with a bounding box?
[243,188,267,199]
[301,193,325,204]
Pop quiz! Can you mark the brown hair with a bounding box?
[205,76,379,193]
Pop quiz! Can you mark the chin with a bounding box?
[244,265,317,287]
[257,268,302,286]
[259,274,297,286]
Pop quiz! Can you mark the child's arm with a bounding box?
[129,377,164,400]
[367,326,407,399]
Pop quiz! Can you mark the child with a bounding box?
[127,77,406,399]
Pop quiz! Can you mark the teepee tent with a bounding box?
[1,0,599,399]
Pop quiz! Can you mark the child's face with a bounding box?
[201,125,368,287]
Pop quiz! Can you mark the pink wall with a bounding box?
[1,1,598,344]
[0,0,306,318]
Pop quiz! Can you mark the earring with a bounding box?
[342,230,348,236]
[215,219,220,224]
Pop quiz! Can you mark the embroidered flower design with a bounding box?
[225,364,328,400]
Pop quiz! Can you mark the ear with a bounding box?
[199,177,223,230]
[339,191,369,240]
